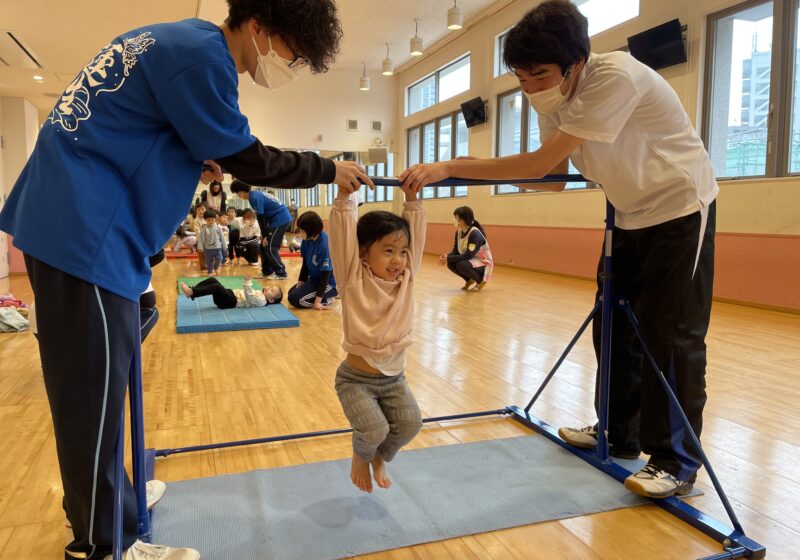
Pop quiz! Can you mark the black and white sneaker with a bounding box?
[558,424,641,459]
[624,463,693,499]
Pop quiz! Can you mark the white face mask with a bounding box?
[251,34,299,90]
[525,68,572,116]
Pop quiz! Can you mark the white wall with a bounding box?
[1,96,40,274]
[237,68,398,154]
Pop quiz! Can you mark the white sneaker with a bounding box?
[104,540,200,560]
[559,425,600,449]
[66,480,166,529]
[146,479,166,510]
[624,464,693,499]
[266,273,279,280]
[558,425,641,460]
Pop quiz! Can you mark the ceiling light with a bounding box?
[382,43,394,76]
[32,75,44,81]
[447,1,463,30]
[359,63,370,91]
[410,20,423,56]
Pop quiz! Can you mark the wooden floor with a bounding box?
[0,254,798,559]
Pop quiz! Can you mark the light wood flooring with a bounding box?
[0,254,798,559]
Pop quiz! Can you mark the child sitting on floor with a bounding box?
[235,209,261,266]
[288,211,337,310]
[180,275,282,309]
[328,182,425,494]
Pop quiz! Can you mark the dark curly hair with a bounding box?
[503,0,590,75]
[357,211,411,251]
[226,0,342,74]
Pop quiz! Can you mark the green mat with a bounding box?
[177,276,263,292]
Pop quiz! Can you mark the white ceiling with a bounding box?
[0,0,500,117]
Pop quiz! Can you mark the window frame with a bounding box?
[494,28,512,78]
[406,53,471,116]
[493,86,591,195]
[701,0,799,179]
[406,110,470,199]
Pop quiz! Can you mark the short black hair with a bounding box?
[268,286,284,305]
[203,209,218,219]
[230,179,252,194]
[243,208,256,219]
[296,211,323,238]
[357,211,410,251]
[225,0,343,74]
[503,0,590,75]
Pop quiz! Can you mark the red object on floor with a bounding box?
[279,252,301,258]
[165,251,197,259]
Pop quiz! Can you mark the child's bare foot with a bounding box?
[350,453,372,493]
[180,282,193,298]
[370,455,391,489]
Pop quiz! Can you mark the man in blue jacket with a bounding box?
[0,1,372,558]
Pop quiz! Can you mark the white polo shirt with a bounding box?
[539,52,718,230]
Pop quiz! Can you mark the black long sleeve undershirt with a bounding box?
[315,270,331,299]
[299,261,331,299]
[217,140,336,188]
[298,260,309,283]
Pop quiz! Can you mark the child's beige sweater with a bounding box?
[329,199,426,363]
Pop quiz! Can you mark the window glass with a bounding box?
[439,56,470,102]
[707,2,773,177]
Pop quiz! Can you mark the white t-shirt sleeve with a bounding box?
[538,114,558,144]
[558,68,642,144]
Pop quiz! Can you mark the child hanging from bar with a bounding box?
[328,181,425,493]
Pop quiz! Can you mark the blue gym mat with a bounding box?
[150,435,698,559]
[176,289,299,334]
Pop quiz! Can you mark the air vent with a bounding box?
[346,119,358,132]
[0,31,43,69]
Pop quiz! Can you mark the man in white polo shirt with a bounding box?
[400,0,717,500]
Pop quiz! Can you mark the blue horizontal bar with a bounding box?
[697,547,748,560]
[155,408,509,457]
[506,406,766,559]
[370,174,587,187]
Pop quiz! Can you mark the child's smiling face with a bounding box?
[361,231,409,281]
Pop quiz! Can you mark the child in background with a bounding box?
[180,275,282,308]
[236,208,261,266]
[288,230,302,253]
[198,209,226,275]
[217,214,231,265]
[328,183,425,494]
[288,211,337,310]
[225,207,240,264]
[171,225,197,253]
[192,203,207,272]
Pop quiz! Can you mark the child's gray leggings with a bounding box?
[335,361,422,462]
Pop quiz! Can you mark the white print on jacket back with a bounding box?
[49,32,156,132]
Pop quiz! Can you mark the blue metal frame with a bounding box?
[120,175,765,559]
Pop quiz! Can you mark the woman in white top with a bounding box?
[400,0,717,501]
[201,180,227,213]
